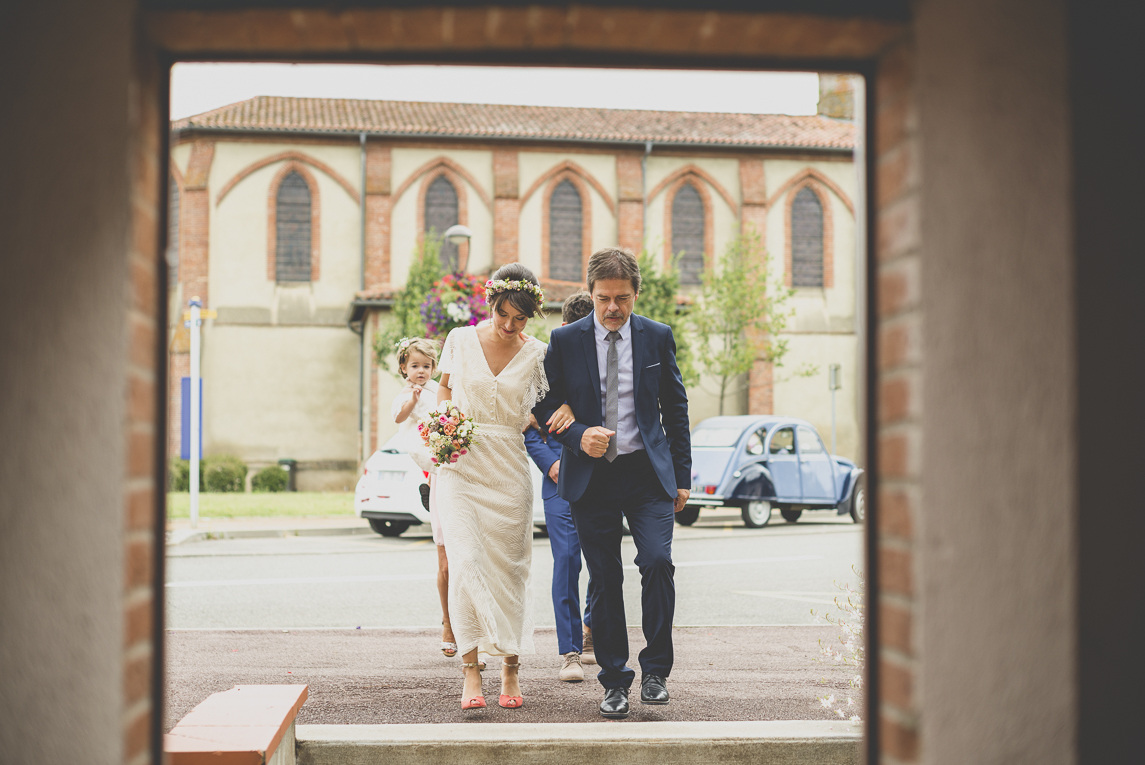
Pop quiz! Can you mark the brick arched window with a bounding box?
[549,179,584,282]
[791,186,824,287]
[671,182,706,285]
[425,175,460,270]
[167,174,180,284]
[275,170,312,282]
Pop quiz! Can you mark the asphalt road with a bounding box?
[167,509,863,629]
[165,508,865,726]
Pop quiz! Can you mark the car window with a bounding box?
[745,429,766,455]
[797,426,824,454]
[691,427,743,447]
[769,427,795,455]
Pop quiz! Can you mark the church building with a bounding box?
[167,83,861,490]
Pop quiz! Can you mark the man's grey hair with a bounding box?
[586,247,641,294]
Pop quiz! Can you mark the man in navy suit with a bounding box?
[534,248,691,719]
[524,291,597,683]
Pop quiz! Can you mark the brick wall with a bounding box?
[493,149,520,268]
[365,142,392,288]
[616,153,644,252]
[124,34,165,765]
[180,140,214,306]
[874,38,922,765]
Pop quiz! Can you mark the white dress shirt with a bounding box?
[593,311,645,455]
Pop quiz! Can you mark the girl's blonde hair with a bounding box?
[397,337,440,378]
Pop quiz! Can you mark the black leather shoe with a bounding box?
[640,674,670,705]
[599,687,630,719]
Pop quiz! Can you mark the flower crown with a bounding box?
[395,337,414,354]
[484,279,544,305]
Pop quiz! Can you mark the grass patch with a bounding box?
[166,492,355,519]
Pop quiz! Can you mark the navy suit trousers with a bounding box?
[542,493,594,654]
[570,449,675,689]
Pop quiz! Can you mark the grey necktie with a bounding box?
[604,330,620,462]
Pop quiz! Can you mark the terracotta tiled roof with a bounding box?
[173,96,853,151]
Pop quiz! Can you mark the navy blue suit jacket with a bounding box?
[533,313,691,504]
[523,426,561,501]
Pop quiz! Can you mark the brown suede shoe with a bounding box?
[558,652,584,682]
[582,629,596,665]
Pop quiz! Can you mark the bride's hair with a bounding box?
[488,262,545,319]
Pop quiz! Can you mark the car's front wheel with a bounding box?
[850,487,866,524]
[675,505,701,526]
[780,506,802,523]
[368,518,411,537]
[741,500,772,528]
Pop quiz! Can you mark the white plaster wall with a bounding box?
[390,147,494,286]
[208,143,363,309]
[202,325,359,462]
[518,151,617,201]
[644,156,742,264]
[763,159,858,327]
[518,190,544,276]
[772,334,861,459]
[0,2,130,761]
[171,141,193,179]
[517,175,616,278]
[916,0,1076,762]
[210,141,362,203]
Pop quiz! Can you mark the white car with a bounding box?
[355,434,548,536]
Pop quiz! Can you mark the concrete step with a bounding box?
[296,721,861,765]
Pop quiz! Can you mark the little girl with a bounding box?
[392,337,457,657]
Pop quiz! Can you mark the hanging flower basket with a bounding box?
[420,272,489,338]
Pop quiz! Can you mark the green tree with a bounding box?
[373,234,444,371]
[635,249,699,386]
[690,231,796,415]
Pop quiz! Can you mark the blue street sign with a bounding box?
[180,377,202,460]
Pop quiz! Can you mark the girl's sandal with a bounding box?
[499,661,524,709]
[460,662,486,710]
[441,641,458,657]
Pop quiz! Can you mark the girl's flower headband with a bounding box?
[484,279,544,305]
[395,337,414,353]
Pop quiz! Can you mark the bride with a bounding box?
[435,263,549,710]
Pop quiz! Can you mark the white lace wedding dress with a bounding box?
[435,324,549,658]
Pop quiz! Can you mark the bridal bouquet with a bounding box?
[418,401,478,465]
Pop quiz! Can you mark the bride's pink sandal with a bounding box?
[461,662,486,710]
[499,661,523,709]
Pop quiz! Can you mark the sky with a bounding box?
[170,63,820,120]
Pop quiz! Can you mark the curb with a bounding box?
[296,721,861,765]
[166,525,374,547]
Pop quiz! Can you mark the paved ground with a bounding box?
[165,508,864,727]
[167,509,863,629]
[165,626,857,728]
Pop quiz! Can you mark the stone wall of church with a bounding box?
[168,135,862,476]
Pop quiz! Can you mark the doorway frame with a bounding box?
[133,9,918,765]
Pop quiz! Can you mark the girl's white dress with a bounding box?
[435,325,549,657]
[391,379,440,473]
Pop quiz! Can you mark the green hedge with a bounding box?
[169,455,248,492]
[204,454,247,492]
[252,465,289,492]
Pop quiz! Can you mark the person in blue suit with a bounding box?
[534,248,691,720]
[524,291,597,683]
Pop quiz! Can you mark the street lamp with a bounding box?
[442,224,472,246]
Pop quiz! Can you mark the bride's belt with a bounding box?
[476,422,524,436]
